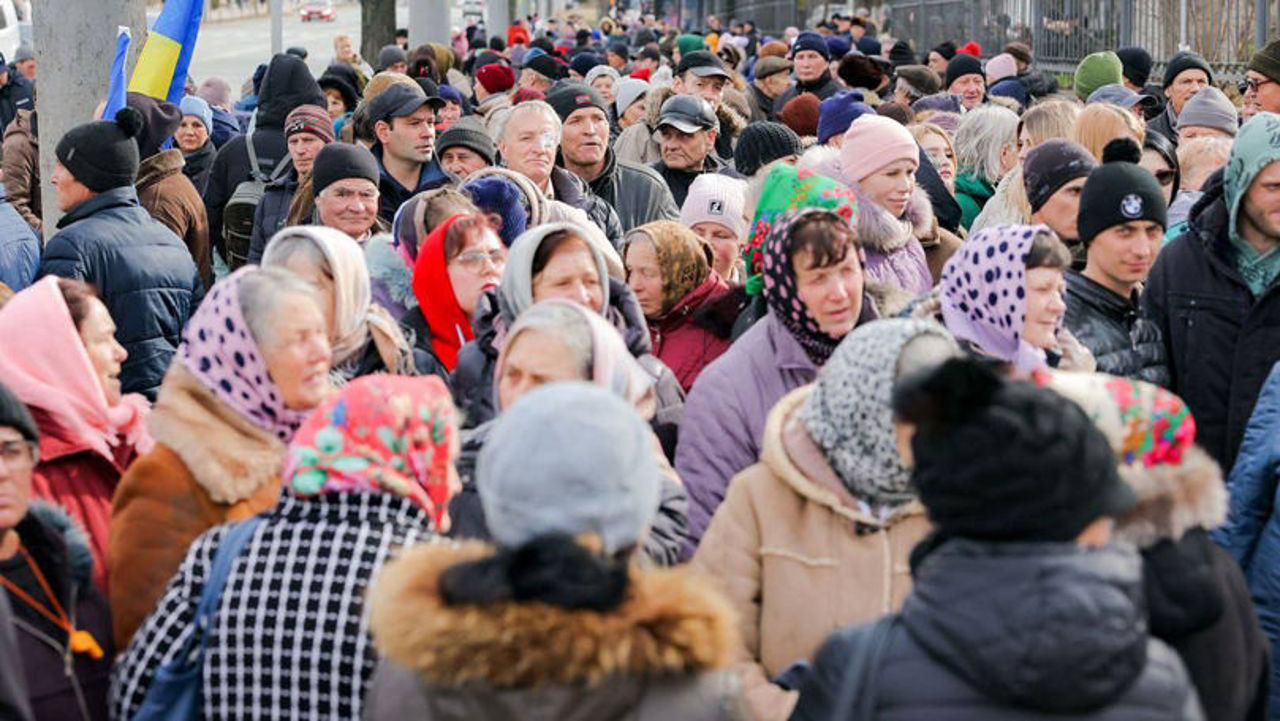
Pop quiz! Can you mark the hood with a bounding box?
[657,271,729,332]
[135,148,186,191]
[644,84,677,128]
[465,166,549,227]
[366,233,418,315]
[715,96,748,138]
[1224,112,1280,249]
[855,184,934,254]
[367,541,737,688]
[256,53,326,128]
[605,277,653,357]
[19,501,95,597]
[955,171,995,203]
[903,539,1149,713]
[499,221,613,323]
[1113,443,1226,548]
[3,107,33,142]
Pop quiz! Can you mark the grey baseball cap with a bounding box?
[1086,83,1158,110]
[656,94,719,134]
[367,82,446,125]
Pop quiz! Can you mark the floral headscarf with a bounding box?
[284,374,457,528]
[624,221,710,318]
[762,208,851,365]
[178,267,314,443]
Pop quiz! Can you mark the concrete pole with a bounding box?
[489,0,511,41]
[33,0,146,235]
[1257,0,1269,59]
[410,0,450,45]
[271,0,283,54]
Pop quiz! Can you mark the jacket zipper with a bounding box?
[10,584,93,721]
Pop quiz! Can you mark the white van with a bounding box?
[0,0,23,65]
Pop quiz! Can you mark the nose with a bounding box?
[1048,291,1067,313]
[575,282,594,308]
[113,339,128,363]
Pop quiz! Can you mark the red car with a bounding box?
[300,0,335,21]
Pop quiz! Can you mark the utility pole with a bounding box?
[33,0,146,234]
[490,0,511,42]
[271,0,283,54]
[410,0,450,45]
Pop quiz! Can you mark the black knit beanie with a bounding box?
[1162,50,1213,89]
[1116,47,1154,87]
[932,41,957,61]
[1022,139,1096,213]
[312,142,381,196]
[1076,139,1168,245]
[888,41,917,68]
[944,53,983,90]
[55,107,143,192]
[0,382,37,444]
[734,122,804,177]
[125,92,183,159]
[894,359,1135,543]
[545,82,607,121]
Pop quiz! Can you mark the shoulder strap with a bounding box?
[193,516,262,645]
[832,614,900,721]
[244,111,266,183]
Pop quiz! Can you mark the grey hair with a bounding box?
[504,302,594,380]
[954,105,1019,184]
[261,232,332,279]
[497,99,563,144]
[237,266,323,349]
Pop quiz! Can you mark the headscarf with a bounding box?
[802,319,957,512]
[498,222,612,323]
[939,223,1054,374]
[1225,112,1280,296]
[411,214,475,371]
[0,277,154,459]
[745,163,858,296]
[762,208,853,366]
[284,374,457,529]
[623,221,711,318]
[178,268,314,442]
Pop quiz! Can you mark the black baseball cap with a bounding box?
[677,50,731,79]
[368,83,446,125]
[657,95,718,134]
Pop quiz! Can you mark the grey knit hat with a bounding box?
[613,78,650,115]
[1176,86,1239,137]
[437,117,496,165]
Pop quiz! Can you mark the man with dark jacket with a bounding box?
[1145,112,1280,471]
[39,108,202,400]
[368,82,452,224]
[548,83,678,232]
[1147,51,1213,144]
[651,95,737,207]
[0,52,33,135]
[247,104,334,263]
[1064,140,1170,386]
[747,56,793,123]
[772,32,840,110]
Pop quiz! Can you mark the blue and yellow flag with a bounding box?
[101,27,132,119]
[128,0,203,104]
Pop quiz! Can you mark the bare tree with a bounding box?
[362,0,397,67]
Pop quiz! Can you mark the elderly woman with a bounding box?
[175,96,216,194]
[624,221,732,392]
[695,319,958,721]
[262,226,421,383]
[0,278,153,592]
[953,105,1020,230]
[1,383,114,721]
[112,375,458,721]
[365,383,744,720]
[108,267,332,647]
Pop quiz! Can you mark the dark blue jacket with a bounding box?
[0,72,33,135]
[373,144,452,224]
[39,187,203,400]
[0,183,38,291]
[209,106,241,149]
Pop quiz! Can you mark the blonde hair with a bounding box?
[909,122,956,163]
[1177,135,1232,192]
[1018,99,1080,147]
[1071,104,1146,161]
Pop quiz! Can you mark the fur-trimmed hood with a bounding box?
[21,501,95,595]
[367,541,739,688]
[855,184,936,254]
[1113,445,1228,549]
[365,232,418,320]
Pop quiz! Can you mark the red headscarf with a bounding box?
[412,213,473,371]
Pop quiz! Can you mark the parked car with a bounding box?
[300,0,335,22]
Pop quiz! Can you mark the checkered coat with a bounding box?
[110,491,438,720]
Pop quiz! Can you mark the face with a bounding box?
[440,146,488,178]
[761,72,792,98]
[919,133,955,190]
[1240,161,1280,244]
[287,132,327,175]
[1179,125,1232,144]
[793,50,827,82]
[793,245,865,338]
[674,72,727,107]
[175,116,209,153]
[859,159,918,218]
[387,61,409,74]
[561,107,610,169]
[497,329,586,410]
[519,68,553,92]
[658,126,715,171]
[927,51,948,74]
[439,101,463,128]
[621,97,648,127]
[51,162,94,212]
[447,228,506,317]
[1087,220,1163,290]
[1168,69,1209,114]
[376,105,438,165]
[324,89,347,119]
[0,427,32,534]
[625,241,664,318]
[335,37,354,61]
[315,178,380,238]
[692,221,741,279]
[1245,69,1280,113]
[78,297,128,406]
[1140,148,1177,205]
[590,75,616,103]
[1030,177,1086,242]
[949,74,986,109]
[1021,266,1067,350]
[14,59,33,81]
[531,239,604,311]
[259,292,332,411]
[499,109,559,187]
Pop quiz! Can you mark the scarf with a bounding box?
[284,374,457,528]
[624,221,710,318]
[412,214,473,371]
[762,208,848,365]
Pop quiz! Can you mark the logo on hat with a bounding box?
[575,94,592,105]
[1121,193,1144,219]
[709,199,724,215]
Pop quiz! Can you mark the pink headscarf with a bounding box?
[0,277,153,459]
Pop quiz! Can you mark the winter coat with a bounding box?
[366,233,418,322]
[856,186,936,297]
[0,73,34,137]
[790,540,1204,721]
[111,491,436,721]
[954,170,996,230]
[209,106,241,149]
[1148,103,1180,146]
[0,182,37,291]
[107,363,286,648]
[970,168,1031,233]
[39,187,202,400]
[397,307,460,383]
[772,71,841,110]
[747,82,778,123]
[0,592,32,721]
[246,166,298,265]
[1,108,39,233]
[181,139,216,196]
[474,91,512,141]
[548,165,624,247]
[1063,272,1170,386]
[693,387,929,721]
[375,145,454,224]
[1144,172,1280,470]
[363,541,749,721]
[652,152,739,209]
[615,85,747,170]
[677,283,912,550]
[5,503,113,721]
[650,272,732,392]
[585,149,681,233]
[136,149,213,290]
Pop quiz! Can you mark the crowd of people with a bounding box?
[5,6,1280,720]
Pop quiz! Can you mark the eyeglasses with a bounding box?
[1243,77,1276,94]
[454,248,505,272]
[1152,169,1177,187]
[0,440,37,471]
[326,187,379,204]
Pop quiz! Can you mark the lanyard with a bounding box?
[0,545,104,659]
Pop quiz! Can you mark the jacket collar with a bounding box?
[136,148,186,191]
[654,271,728,332]
[56,186,139,229]
[1065,271,1137,319]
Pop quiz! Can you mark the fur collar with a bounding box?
[148,362,286,504]
[367,541,739,688]
[644,85,676,128]
[1113,446,1228,549]
[365,233,418,314]
[855,185,935,254]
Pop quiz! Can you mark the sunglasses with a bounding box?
[1239,77,1277,94]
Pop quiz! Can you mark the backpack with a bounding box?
[222,112,271,270]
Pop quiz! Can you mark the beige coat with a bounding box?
[693,386,930,721]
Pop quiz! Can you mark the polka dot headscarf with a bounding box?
[762,208,852,365]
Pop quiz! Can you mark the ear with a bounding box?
[374,119,393,145]
[672,74,684,93]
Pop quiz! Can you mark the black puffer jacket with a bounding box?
[548,166,624,248]
[40,187,203,400]
[585,149,680,233]
[1144,170,1280,471]
[1064,272,1170,387]
[791,540,1203,721]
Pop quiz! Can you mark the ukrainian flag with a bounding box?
[128,0,204,104]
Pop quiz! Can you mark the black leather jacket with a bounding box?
[1064,271,1170,387]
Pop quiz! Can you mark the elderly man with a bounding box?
[519,53,565,93]
[651,95,736,206]
[747,56,793,123]
[497,100,622,244]
[1147,51,1213,144]
[772,31,840,110]
[312,142,385,242]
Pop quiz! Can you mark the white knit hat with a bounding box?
[613,78,650,115]
[679,174,749,239]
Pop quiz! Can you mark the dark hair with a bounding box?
[1024,230,1072,270]
[438,533,631,611]
[1143,131,1181,197]
[56,278,99,331]
[531,229,592,277]
[408,45,440,81]
[788,212,857,270]
[444,212,496,262]
[838,54,884,90]
[876,102,916,126]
